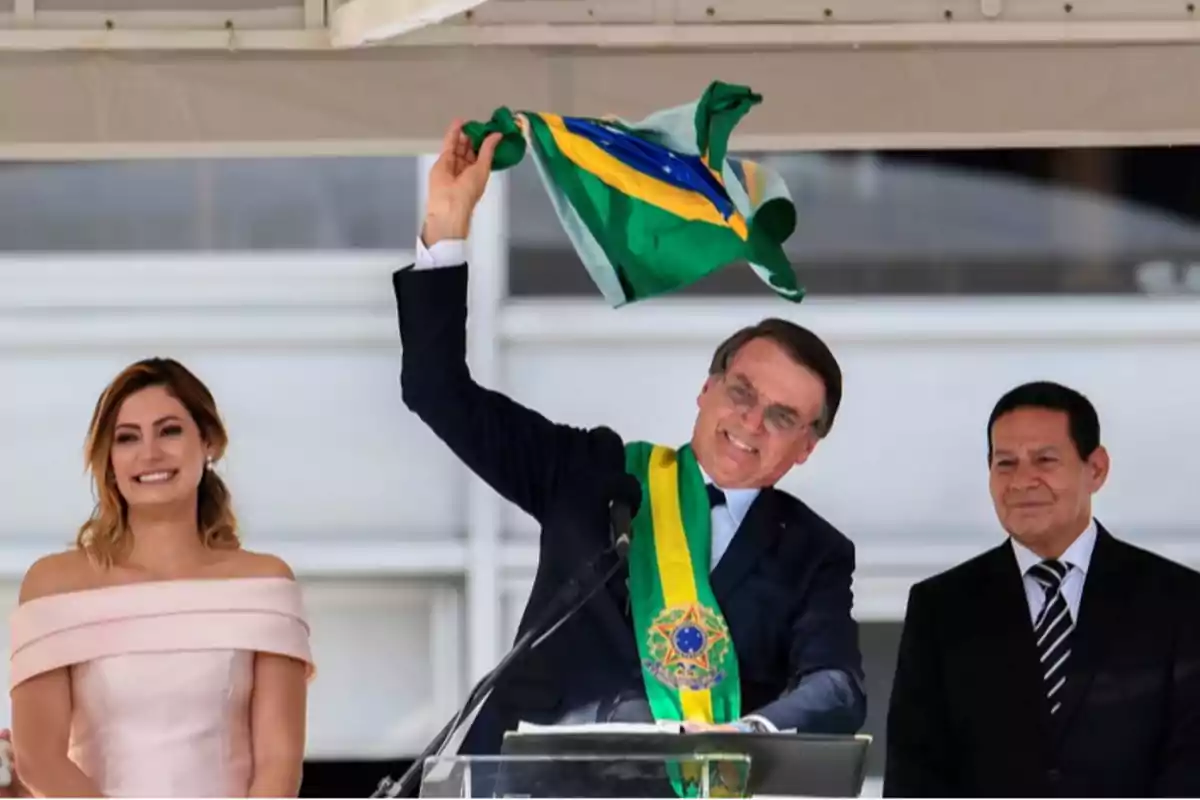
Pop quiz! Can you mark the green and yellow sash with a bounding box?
[624,442,748,796]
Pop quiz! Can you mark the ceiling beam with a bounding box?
[1,17,1200,50]
[1,42,1200,156]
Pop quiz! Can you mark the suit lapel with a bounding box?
[710,489,781,604]
[1049,524,1128,746]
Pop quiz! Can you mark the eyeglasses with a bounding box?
[718,374,815,436]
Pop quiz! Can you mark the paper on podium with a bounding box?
[515,720,683,735]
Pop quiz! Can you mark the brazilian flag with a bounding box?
[463,81,802,307]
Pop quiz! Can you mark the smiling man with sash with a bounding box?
[391,121,867,789]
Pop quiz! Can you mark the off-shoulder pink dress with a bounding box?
[9,577,315,797]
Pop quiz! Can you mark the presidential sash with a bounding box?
[623,441,742,725]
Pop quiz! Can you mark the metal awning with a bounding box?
[3,0,1200,157]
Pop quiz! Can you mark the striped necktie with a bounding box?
[1029,559,1073,714]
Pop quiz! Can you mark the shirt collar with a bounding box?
[1010,518,1099,577]
[698,466,760,528]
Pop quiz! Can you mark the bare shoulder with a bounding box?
[18,549,96,605]
[221,549,297,581]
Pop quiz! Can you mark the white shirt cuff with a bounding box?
[738,714,779,733]
[414,236,467,269]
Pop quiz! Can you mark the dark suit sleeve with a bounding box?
[751,669,863,734]
[1154,571,1200,797]
[394,264,618,522]
[883,583,956,797]
[754,534,866,733]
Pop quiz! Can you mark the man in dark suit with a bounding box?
[394,122,866,759]
[885,380,1200,797]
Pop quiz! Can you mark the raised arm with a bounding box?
[396,121,621,522]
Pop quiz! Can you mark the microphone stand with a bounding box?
[370,506,633,798]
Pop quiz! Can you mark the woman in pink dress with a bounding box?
[8,357,315,797]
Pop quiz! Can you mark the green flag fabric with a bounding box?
[462,81,802,307]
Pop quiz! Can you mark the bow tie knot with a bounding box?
[706,483,727,508]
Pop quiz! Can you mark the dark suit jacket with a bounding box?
[884,524,1200,797]
[394,263,866,755]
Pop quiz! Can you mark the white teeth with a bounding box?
[135,471,175,484]
[725,431,757,453]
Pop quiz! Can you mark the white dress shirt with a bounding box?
[698,467,759,571]
[1010,519,1099,624]
[415,236,466,270]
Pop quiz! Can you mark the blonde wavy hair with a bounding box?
[77,358,240,567]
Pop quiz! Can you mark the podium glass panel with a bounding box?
[419,753,753,798]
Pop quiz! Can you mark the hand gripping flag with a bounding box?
[463,81,803,307]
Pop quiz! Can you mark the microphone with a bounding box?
[369,471,642,798]
[605,472,641,558]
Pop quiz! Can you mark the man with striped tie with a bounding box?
[883,381,1200,797]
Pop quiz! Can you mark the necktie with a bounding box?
[706,483,726,508]
[1029,559,1073,714]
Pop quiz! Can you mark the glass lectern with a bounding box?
[419,753,753,798]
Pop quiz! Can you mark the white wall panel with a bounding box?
[302,578,463,759]
[0,351,465,545]
[0,253,469,565]
[499,298,1200,615]
[0,579,19,726]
